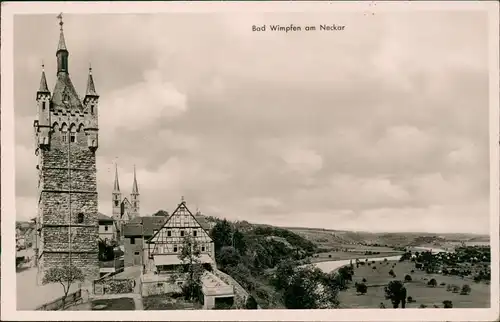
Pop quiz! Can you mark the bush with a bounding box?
[372,266,376,270]
[451,285,460,293]
[362,278,367,283]
[442,300,453,308]
[410,270,415,273]
[407,296,414,303]
[379,302,386,308]
[460,284,471,295]
[356,283,368,295]
[404,274,412,282]
[440,282,446,286]
[419,304,427,308]
[245,296,258,309]
[427,278,437,287]
[328,254,332,258]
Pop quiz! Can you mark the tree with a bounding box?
[283,266,339,309]
[216,246,241,269]
[232,229,247,254]
[460,284,471,295]
[404,274,412,282]
[42,265,84,310]
[356,283,368,295]
[210,219,233,253]
[384,280,407,308]
[362,278,367,283]
[170,235,205,301]
[427,278,437,287]
[273,259,296,291]
[389,269,396,278]
[98,240,115,261]
[442,300,453,308]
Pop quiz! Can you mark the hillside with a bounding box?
[282,226,490,249]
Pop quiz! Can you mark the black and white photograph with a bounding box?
[1,1,499,321]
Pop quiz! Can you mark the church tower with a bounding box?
[112,164,122,221]
[130,165,140,218]
[34,14,99,284]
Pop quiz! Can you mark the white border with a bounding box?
[1,1,499,321]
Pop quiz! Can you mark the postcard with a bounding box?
[1,1,499,321]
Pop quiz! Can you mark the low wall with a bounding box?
[93,278,135,295]
[140,274,182,297]
[36,289,82,311]
[213,269,251,309]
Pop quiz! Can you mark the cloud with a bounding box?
[13,12,491,234]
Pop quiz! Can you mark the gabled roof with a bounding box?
[123,216,166,237]
[98,213,113,222]
[148,201,213,243]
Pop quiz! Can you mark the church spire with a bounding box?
[85,64,98,97]
[56,13,69,74]
[113,164,120,192]
[38,63,50,93]
[132,165,139,194]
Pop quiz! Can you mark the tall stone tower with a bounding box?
[130,165,140,218]
[112,164,122,222]
[34,15,100,285]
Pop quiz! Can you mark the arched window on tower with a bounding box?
[61,123,68,143]
[69,125,76,143]
[77,213,84,223]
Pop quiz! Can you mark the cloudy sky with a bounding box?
[14,11,491,234]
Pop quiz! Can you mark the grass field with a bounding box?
[143,295,202,310]
[338,260,490,308]
[310,250,404,263]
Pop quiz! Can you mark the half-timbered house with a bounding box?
[145,199,216,273]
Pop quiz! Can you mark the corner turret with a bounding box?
[84,66,99,151]
[34,64,51,149]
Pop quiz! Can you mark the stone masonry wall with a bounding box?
[213,269,250,309]
[38,252,99,285]
[37,109,99,285]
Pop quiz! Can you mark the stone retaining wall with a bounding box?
[213,269,251,309]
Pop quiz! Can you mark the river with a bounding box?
[314,247,450,273]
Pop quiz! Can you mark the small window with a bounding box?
[104,225,108,231]
[157,283,163,287]
[180,230,185,237]
[167,230,171,237]
[201,246,205,252]
[173,245,178,252]
[77,213,84,223]
[177,281,183,286]
[134,251,140,255]
[193,230,197,237]
[42,102,46,110]
[70,133,76,143]
[90,105,94,114]
[131,238,135,244]
[114,200,119,207]
[62,135,67,143]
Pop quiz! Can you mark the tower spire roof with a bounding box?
[113,164,120,192]
[85,64,98,97]
[56,13,67,52]
[132,165,139,194]
[38,63,50,93]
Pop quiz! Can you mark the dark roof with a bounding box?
[98,213,113,222]
[51,73,84,111]
[194,215,211,231]
[123,216,166,237]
